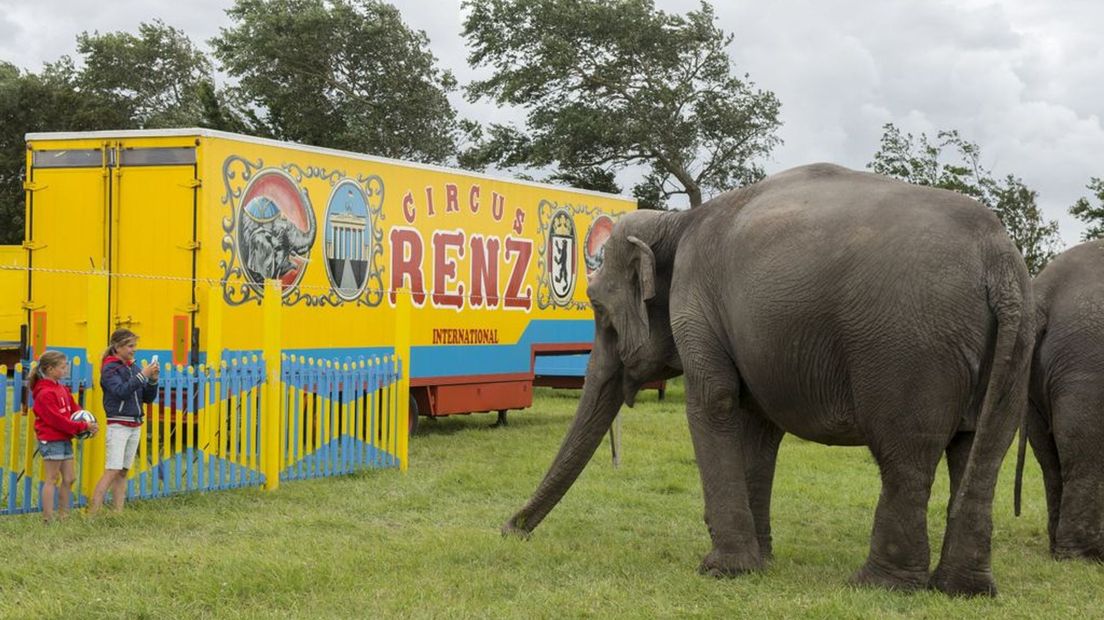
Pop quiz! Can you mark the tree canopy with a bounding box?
[869,123,1062,274]
[212,0,462,163]
[74,20,214,128]
[1069,178,1104,241]
[461,0,782,207]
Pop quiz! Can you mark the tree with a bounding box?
[75,20,214,128]
[212,0,461,163]
[461,0,782,207]
[869,123,1061,274]
[1069,178,1104,241]
[0,61,135,244]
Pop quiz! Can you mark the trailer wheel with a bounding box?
[408,394,420,436]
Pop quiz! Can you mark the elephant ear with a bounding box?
[617,235,656,359]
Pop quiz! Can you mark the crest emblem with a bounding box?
[236,169,316,295]
[324,180,373,300]
[547,209,577,305]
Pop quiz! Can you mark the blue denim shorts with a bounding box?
[39,440,74,461]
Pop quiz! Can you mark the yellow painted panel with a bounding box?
[0,246,25,343]
[112,163,195,353]
[26,164,107,354]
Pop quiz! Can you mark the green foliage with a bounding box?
[869,123,1062,274]
[462,0,782,207]
[75,20,214,128]
[1069,177,1104,241]
[212,0,461,163]
[0,382,1096,616]
[546,166,622,195]
[0,61,129,244]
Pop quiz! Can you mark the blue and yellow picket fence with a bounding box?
[0,352,405,516]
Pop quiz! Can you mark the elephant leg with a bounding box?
[684,356,762,576]
[850,437,942,591]
[931,393,1024,596]
[1025,403,1062,554]
[945,431,974,518]
[1051,394,1104,561]
[740,413,784,559]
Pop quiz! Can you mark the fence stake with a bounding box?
[395,288,411,473]
[262,279,282,491]
[83,270,109,498]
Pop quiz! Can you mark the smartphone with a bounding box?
[151,355,159,365]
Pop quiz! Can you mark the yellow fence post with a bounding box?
[262,279,282,490]
[394,287,411,473]
[83,270,109,498]
[203,282,224,456]
[205,282,224,370]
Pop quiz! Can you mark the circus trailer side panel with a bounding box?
[23,129,636,424]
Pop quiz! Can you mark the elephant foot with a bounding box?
[500,516,533,539]
[929,564,997,597]
[849,561,928,592]
[1053,543,1104,563]
[698,548,764,578]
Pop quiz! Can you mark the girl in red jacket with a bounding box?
[31,350,98,522]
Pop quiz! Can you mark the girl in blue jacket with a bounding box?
[90,328,159,514]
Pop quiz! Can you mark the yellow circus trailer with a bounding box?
[21,129,636,428]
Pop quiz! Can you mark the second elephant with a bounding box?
[1024,239,1104,560]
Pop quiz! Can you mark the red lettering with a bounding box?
[512,208,525,235]
[425,186,435,216]
[492,192,505,221]
[504,237,533,310]
[432,230,465,309]
[389,227,426,305]
[469,235,501,308]
[445,184,460,213]
[402,191,415,224]
[469,185,480,213]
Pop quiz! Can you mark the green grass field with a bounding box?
[0,379,1099,618]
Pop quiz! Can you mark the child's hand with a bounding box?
[87,422,99,437]
[142,362,160,380]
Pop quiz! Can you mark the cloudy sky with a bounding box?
[1,0,1100,245]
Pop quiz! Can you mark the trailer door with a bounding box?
[24,145,112,358]
[110,145,199,365]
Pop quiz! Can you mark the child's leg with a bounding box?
[57,459,77,517]
[90,471,111,513]
[41,460,61,523]
[111,470,128,511]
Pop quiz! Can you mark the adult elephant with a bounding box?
[1021,239,1104,560]
[504,164,1033,596]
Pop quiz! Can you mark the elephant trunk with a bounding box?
[503,342,624,536]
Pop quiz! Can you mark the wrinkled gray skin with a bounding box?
[1025,240,1104,561]
[504,164,1034,596]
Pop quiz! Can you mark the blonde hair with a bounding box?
[28,350,67,391]
[102,328,139,362]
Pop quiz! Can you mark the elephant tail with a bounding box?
[1014,416,1027,516]
[966,250,1033,516]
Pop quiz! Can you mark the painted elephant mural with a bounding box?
[1022,239,1104,561]
[503,164,1034,597]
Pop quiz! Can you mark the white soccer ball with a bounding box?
[70,410,96,439]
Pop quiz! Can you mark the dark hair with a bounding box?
[28,350,67,391]
[102,328,139,362]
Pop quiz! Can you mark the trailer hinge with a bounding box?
[177,304,200,313]
[21,241,45,251]
[178,241,201,251]
[22,181,47,192]
[21,301,43,311]
[181,179,201,189]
